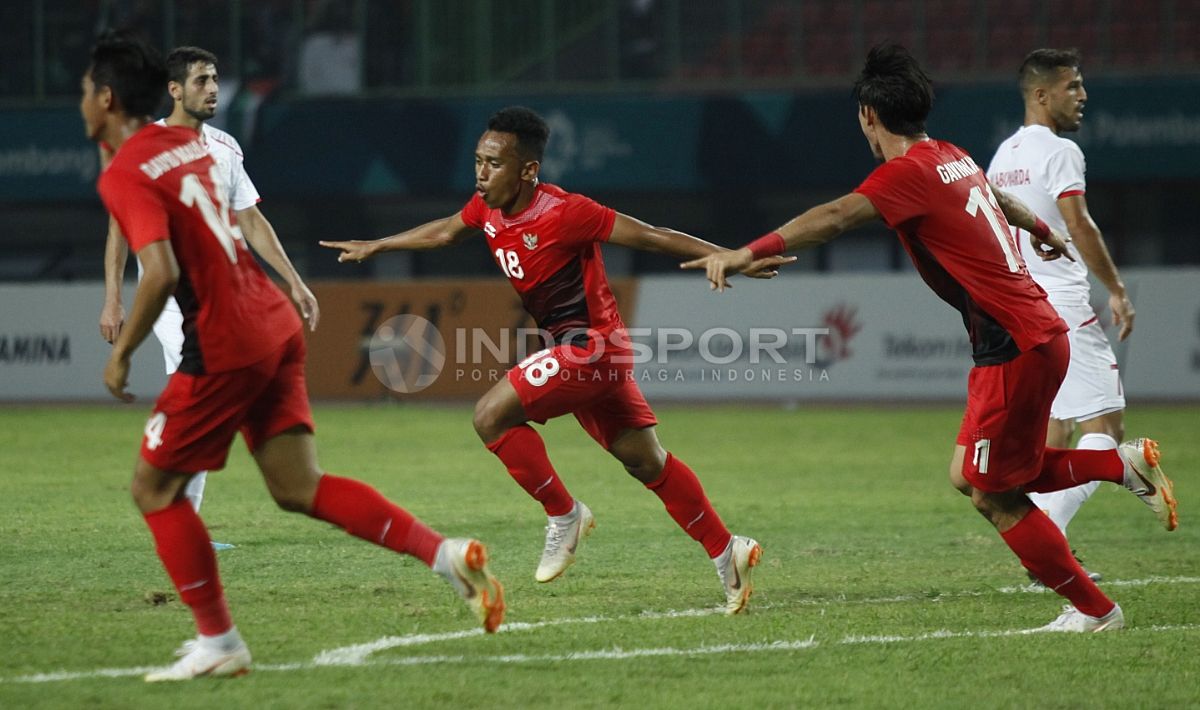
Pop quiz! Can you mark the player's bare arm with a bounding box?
[100,215,130,343]
[237,204,320,331]
[320,212,476,263]
[105,240,179,402]
[989,182,1075,263]
[681,192,877,292]
[1057,193,1134,340]
[605,212,792,281]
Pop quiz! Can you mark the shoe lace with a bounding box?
[543,519,569,556]
[1044,605,1078,630]
[174,638,199,657]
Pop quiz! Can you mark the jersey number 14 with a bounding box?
[179,165,240,264]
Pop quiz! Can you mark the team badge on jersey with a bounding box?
[522,232,539,250]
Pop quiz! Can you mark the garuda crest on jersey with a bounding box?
[522,232,539,250]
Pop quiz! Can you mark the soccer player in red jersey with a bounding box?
[82,31,504,681]
[322,106,790,614]
[684,44,1177,632]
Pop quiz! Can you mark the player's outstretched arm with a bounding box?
[237,205,319,331]
[320,213,476,263]
[606,213,794,281]
[100,216,129,344]
[1057,193,1134,340]
[106,241,179,402]
[988,183,1074,263]
[681,193,877,292]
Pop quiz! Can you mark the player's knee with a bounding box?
[948,460,972,496]
[472,398,501,441]
[610,437,666,483]
[261,468,320,514]
[268,484,314,514]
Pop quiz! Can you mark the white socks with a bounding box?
[184,472,208,513]
[200,625,244,653]
[1029,432,1117,535]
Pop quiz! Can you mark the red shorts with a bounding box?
[957,332,1069,492]
[140,329,315,472]
[508,344,657,450]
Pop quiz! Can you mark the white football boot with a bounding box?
[1038,604,1124,633]
[144,630,251,681]
[433,538,505,633]
[1119,438,1178,531]
[714,535,763,615]
[535,500,595,583]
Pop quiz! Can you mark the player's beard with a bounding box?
[185,105,216,122]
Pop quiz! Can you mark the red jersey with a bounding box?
[460,183,623,342]
[98,124,299,374]
[854,139,1066,365]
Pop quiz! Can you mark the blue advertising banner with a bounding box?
[0,108,99,201]
[3,76,1198,202]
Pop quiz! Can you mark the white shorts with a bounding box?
[1049,300,1125,421]
[152,297,185,375]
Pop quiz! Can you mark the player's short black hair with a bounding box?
[1018,48,1081,93]
[852,43,933,138]
[487,106,550,162]
[88,30,167,118]
[166,46,219,86]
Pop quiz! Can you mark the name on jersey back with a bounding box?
[139,139,207,180]
[990,168,1032,188]
[935,155,982,184]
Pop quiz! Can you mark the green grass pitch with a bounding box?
[1,403,1196,708]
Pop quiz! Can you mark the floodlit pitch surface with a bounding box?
[1,404,1196,708]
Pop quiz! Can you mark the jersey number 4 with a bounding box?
[179,165,240,264]
[964,184,1021,273]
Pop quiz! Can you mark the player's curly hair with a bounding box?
[1018,48,1081,93]
[88,30,167,118]
[852,43,933,138]
[488,106,550,162]
[166,46,219,86]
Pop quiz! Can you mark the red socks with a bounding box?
[310,474,443,567]
[1000,508,1115,617]
[487,428,731,559]
[1026,447,1125,494]
[646,454,732,558]
[142,500,232,636]
[486,425,575,517]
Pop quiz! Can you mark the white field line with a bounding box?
[7,576,1199,684]
[314,606,723,666]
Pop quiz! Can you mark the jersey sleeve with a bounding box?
[560,193,617,245]
[459,193,488,229]
[98,168,170,253]
[229,150,261,211]
[1044,142,1086,199]
[853,157,928,228]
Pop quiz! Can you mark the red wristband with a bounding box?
[746,232,786,260]
[1030,217,1051,241]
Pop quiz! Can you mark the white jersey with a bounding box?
[987,124,1090,304]
[136,121,261,372]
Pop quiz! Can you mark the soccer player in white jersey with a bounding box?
[100,47,319,548]
[987,49,1143,574]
